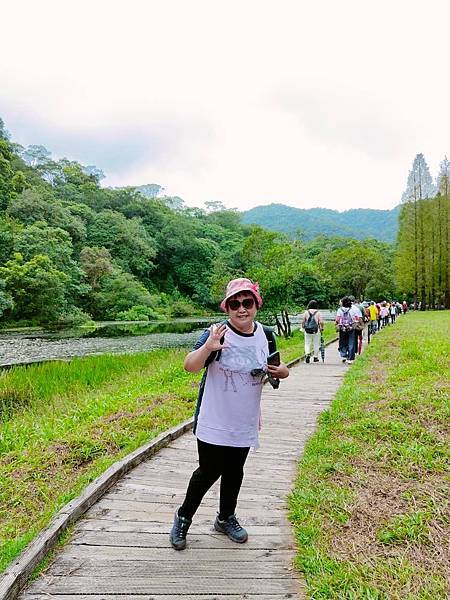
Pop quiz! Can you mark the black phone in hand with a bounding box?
[267,351,280,366]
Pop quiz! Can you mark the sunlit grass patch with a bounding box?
[378,510,432,545]
[289,311,450,599]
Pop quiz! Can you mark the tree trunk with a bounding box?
[438,194,442,306]
[431,217,436,309]
[283,310,292,337]
[419,201,426,310]
[275,315,285,337]
[413,194,418,307]
[445,192,450,308]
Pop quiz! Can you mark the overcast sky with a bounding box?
[2,0,450,212]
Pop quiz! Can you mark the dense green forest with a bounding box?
[0,117,400,327]
[242,204,401,242]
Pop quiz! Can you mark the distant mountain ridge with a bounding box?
[241,204,400,242]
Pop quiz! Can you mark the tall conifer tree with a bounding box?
[401,154,435,308]
[436,157,450,307]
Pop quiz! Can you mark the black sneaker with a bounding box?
[170,509,191,550]
[313,357,319,362]
[214,514,248,543]
[305,355,310,363]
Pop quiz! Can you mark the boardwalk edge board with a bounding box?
[1,336,339,600]
[0,419,193,600]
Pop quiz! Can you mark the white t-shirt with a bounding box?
[195,321,269,449]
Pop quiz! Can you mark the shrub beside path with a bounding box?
[20,341,346,600]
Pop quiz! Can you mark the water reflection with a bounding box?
[0,318,219,341]
[82,320,213,338]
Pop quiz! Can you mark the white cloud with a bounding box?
[1,0,450,211]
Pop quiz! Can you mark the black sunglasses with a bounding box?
[227,298,255,310]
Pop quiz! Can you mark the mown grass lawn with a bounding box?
[0,320,313,574]
[289,311,449,599]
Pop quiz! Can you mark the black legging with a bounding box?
[179,439,250,521]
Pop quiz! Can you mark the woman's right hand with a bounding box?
[204,323,227,352]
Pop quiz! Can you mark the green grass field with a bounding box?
[289,311,450,599]
[0,322,314,573]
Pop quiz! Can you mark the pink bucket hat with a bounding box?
[220,278,263,312]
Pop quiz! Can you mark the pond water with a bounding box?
[0,318,221,367]
[0,312,336,368]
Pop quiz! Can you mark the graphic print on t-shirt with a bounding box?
[220,345,260,370]
[218,345,265,393]
[194,322,269,447]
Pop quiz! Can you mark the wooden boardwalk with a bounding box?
[22,341,346,600]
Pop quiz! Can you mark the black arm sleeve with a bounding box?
[192,329,217,367]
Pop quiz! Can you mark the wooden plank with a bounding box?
[134,461,295,478]
[145,455,297,471]
[114,481,290,500]
[127,466,294,484]
[76,518,291,536]
[86,508,287,525]
[24,595,301,600]
[124,474,291,492]
[71,530,294,550]
[55,544,294,562]
[27,577,299,595]
[92,498,286,518]
[49,559,293,577]
[99,492,289,510]
[108,490,289,506]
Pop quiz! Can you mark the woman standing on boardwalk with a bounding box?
[170,278,289,550]
[301,300,324,363]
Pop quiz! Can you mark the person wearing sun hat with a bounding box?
[169,277,289,550]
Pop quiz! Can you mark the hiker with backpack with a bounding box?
[368,301,378,335]
[389,301,397,323]
[170,278,289,551]
[301,300,324,363]
[352,298,366,355]
[380,302,389,327]
[335,296,361,364]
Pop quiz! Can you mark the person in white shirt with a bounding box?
[170,278,289,551]
[301,300,324,363]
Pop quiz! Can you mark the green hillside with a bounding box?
[242,204,400,242]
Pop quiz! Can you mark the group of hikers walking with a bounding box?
[367,299,407,335]
[302,297,406,364]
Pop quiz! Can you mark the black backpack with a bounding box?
[304,310,319,334]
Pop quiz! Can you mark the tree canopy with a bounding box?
[2,117,430,328]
